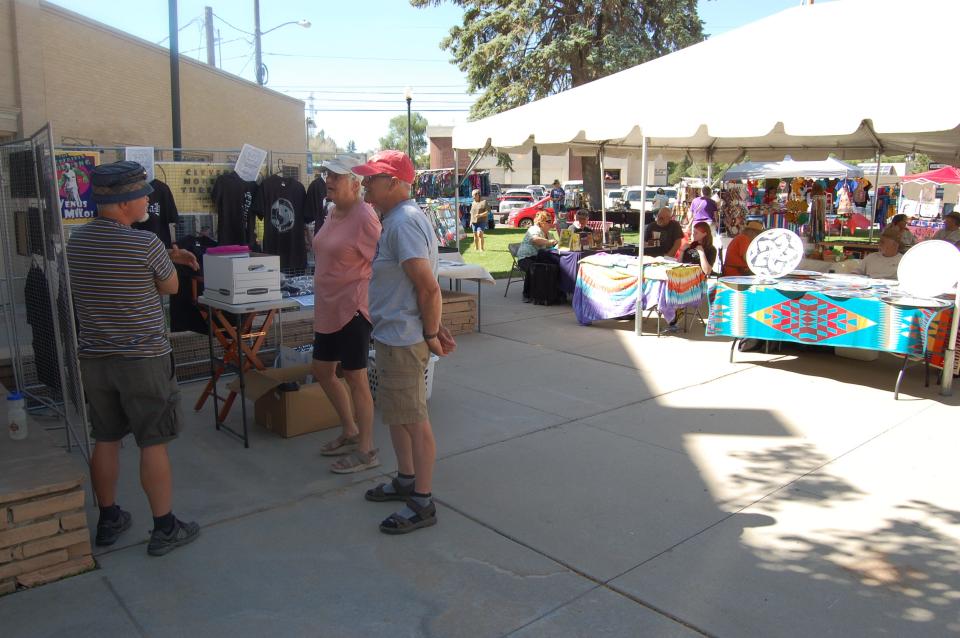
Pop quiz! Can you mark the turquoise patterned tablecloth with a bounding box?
[706,279,954,357]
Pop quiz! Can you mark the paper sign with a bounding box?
[234,144,267,182]
[124,146,155,181]
[558,228,572,249]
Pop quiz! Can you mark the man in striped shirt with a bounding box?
[67,161,201,557]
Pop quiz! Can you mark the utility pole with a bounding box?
[204,6,215,67]
[168,0,182,156]
[254,0,263,85]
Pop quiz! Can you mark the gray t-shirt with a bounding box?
[369,199,439,346]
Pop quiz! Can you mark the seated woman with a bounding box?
[889,214,916,253]
[680,221,717,276]
[516,211,558,303]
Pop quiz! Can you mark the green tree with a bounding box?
[346,140,357,153]
[412,0,706,203]
[378,112,429,162]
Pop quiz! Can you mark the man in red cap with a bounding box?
[353,150,456,534]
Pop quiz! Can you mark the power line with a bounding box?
[156,16,202,44]
[299,97,475,104]
[271,84,467,88]
[212,12,253,36]
[278,89,471,96]
[263,51,450,63]
[310,108,469,112]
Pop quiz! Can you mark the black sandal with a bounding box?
[364,477,413,502]
[379,499,437,535]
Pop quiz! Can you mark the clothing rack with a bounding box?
[414,168,491,200]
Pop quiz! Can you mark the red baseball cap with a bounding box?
[351,150,415,183]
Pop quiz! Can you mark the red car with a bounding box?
[504,195,572,228]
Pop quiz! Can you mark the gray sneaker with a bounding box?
[147,518,200,556]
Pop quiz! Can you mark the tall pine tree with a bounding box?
[413,0,706,201]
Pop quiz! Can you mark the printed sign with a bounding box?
[234,144,268,182]
[898,198,941,219]
[55,151,99,224]
[154,162,233,214]
[124,146,155,181]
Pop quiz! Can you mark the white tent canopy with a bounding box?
[723,157,864,180]
[452,0,960,163]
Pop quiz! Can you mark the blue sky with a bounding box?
[50,0,806,151]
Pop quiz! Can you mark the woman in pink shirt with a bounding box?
[313,158,382,473]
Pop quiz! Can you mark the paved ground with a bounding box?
[4,279,959,637]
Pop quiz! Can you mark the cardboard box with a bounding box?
[232,365,347,438]
[203,252,281,303]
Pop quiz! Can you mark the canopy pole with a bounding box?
[453,147,460,251]
[941,285,960,395]
[635,136,649,336]
[599,144,607,234]
[869,150,881,241]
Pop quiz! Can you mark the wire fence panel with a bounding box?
[0,126,90,460]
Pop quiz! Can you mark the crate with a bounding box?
[367,349,438,403]
[441,289,477,336]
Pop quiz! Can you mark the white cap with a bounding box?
[320,156,362,174]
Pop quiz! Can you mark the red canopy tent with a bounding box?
[902,166,960,184]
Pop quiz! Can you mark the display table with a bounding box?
[797,257,862,274]
[196,295,300,447]
[437,256,494,331]
[573,254,701,326]
[706,277,954,397]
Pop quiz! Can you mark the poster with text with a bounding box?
[154,162,233,214]
[56,151,99,224]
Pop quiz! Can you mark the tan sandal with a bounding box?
[330,449,381,474]
[320,434,359,456]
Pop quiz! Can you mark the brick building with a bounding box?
[0,0,305,151]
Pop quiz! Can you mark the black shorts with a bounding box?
[313,312,372,371]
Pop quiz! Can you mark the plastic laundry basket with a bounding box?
[367,349,438,404]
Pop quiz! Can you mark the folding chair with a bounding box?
[504,242,525,297]
[665,265,708,334]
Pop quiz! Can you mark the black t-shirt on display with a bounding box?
[305,175,327,233]
[133,179,179,248]
[252,174,308,271]
[212,171,258,247]
[643,219,684,258]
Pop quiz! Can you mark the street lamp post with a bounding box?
[404,86,413,167]
[253,0,310,86]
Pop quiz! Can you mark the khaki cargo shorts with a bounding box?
[80,353,182,448]
[374,340,430,425]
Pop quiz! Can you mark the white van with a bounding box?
[622,187,678,212]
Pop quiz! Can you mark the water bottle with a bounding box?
[7,392,28,440]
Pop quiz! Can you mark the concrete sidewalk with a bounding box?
[3,279,959,637]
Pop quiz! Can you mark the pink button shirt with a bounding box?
[312,201,381,334]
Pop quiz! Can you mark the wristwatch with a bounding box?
[423,331,438,340]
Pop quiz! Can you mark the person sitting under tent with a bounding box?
[857,231,902,279]
[888,214,917,253]
[932,212,960,244]
[722,220,764,276]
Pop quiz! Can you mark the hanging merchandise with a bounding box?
[414,169,490,200]
[132,179,179,248]
[305,174,328,233]
[252,174,309,271]
[836,183,854,215]
[212,171,258,246]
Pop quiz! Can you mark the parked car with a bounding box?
[497,190,537,223]
[485,183,502,211]
[525,185,547,199]
[604,188,624,210]
[505,196,556,228]
[621,187,678,212]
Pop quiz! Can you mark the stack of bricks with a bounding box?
[0,477,94,594]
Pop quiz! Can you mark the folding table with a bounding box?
[196,295,300,447]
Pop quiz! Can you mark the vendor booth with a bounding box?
[450,0,960,394]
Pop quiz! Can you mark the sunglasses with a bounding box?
[361,173,394,187]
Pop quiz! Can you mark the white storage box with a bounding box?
[203,252,281,304]
[367,349,438,403]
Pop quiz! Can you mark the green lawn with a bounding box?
[457,226,639,279]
